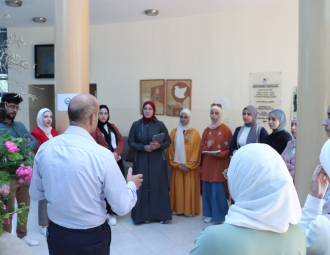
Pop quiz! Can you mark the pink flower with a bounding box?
[0,200,2,203]
[4,218,10,225]
[18,178,25,184]
[8,145,18,153]
[24,176,31,183]
[2,204,6,210]
[5,141,18,153]
[5,141,15,149]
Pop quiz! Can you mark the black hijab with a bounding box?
[97,105,118,152]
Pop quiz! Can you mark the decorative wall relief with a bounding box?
[140,79,165,115]
[166,79,192,116]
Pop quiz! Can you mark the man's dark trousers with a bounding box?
[47,221,111,255]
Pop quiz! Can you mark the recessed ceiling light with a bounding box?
[33,17,47,23]
[145,9,159,16]
[5,0,22,7]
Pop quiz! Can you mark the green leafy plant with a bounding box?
[0,170,29,235]
[0,131,34,178]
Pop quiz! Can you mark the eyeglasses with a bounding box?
[180,116,189,119]
[211,103,222,108]
[6,105,21,111]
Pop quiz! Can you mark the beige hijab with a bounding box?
[208,105,223,130]
[174,109,191,164]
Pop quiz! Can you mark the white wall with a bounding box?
[8,0,298,136]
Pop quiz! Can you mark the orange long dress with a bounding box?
[168,128,201,216]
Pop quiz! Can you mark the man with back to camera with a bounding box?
[0,93,39,246]
[29,94,143,255]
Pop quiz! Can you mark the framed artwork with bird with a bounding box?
[140,79,165,115]
[166,79,192,116]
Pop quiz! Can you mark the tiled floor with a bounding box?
[11,198,215,255]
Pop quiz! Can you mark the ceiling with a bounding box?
[0,0,287,28]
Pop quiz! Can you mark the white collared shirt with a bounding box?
[29,126,137,229]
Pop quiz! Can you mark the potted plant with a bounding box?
[0,130,32,234]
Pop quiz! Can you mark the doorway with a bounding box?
[29,84,97,131]
[29,84,55,131]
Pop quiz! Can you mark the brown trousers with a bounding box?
[3,179,30,238]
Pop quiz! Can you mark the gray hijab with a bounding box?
[270,109,292,139]
[244,105,258,144]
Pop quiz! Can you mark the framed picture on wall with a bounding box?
[166,79,192,116]
[140,79,165,115]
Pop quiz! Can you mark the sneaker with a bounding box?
[172,212,177,215]
[185,214,193,217]
[160,220,167,224]
[204,217,213,223]
[40,227,47,237]
[21,236,39,246]
[109,215,117,226]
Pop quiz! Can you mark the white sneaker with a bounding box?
[41,227,47,237]
[172,212,177,215]
[185,214,193,217]
[204,217,213,223]
[21,236,39,246]
[109,215,117,226]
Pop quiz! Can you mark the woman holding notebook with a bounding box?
[128,101,172,224]
[200,103,233,224]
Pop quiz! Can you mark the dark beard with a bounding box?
[6,113,16,121]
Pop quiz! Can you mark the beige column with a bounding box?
[54,0,89,134]
[295,0,330,205]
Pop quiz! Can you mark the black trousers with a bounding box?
[47,221,111,255]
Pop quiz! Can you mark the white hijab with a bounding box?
[36,108,53,139]
[208,106,223,130]
[320,139,330,177]
[174,109,191,164]
[225,143,301,233]
[320,139,330,214]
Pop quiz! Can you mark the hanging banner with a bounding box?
[249,72,282,124]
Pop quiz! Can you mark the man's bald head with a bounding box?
[68,94,99,126]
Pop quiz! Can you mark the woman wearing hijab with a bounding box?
[128,101,172,224]
[281,117,297,180]
[31,108,58,236]
[322,104,330,214]
[190,144,306,255]
[229,105,268,155]
[31,108,58,154]
[91,104,125,226]
[300,139,330,255]
[322,104,330,137]
[265,109,291,154]
[168,109,201,217]
[91,105,125,176]
[200,104,232,223]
